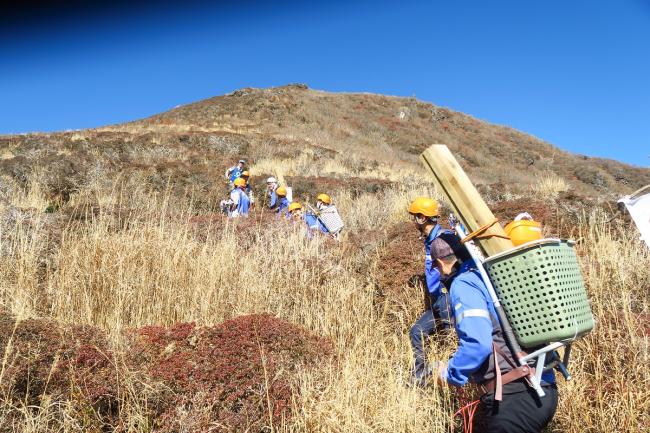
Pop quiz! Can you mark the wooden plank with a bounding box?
[273,165,286,187]
[420,144,513,257]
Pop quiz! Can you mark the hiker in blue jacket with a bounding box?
[229,177,250,217]
[287,202,327,238]
[275,186,290,216]
[304,212,328,234]
[427,234,558,433]
[407,197,454,384]
[225,159,246,185]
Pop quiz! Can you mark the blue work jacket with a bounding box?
[269,190,278,209]
[424,225,448,298]
[276,197,289,215]
[230,188,250,217]
[304,213,329,234]
[228,166,243,183]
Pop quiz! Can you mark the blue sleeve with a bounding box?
[304,214,318,228]
[425,259,441,298]
[276,199,288,214]
[445,278,494,387]
[269,191,277,208]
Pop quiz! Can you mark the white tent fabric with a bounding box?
[618,185,650,248]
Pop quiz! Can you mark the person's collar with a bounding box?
[458,259,476,274]
[424,223,441,243]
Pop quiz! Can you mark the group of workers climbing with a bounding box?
[224,157,557,432]
[222,159,342,237]
[407,197,557,433]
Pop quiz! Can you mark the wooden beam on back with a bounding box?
[420,144,513,257]
[273,165,286,187]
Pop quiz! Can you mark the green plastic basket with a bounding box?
[484,239,594,348]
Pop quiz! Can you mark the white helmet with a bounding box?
[266,177,277,183]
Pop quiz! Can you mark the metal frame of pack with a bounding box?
[317,204,344,233]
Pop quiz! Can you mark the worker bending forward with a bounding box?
[288,202,328,235]
[407,197,453,384]
[229,178,250,217]
[428,234,558,433]
[274,186,290,215]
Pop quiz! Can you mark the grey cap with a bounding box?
[430,232,472,262]
[429,237,455,260]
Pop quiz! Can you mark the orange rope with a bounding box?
[460,218,510,244]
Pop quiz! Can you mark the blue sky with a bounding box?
[1,0,649,166]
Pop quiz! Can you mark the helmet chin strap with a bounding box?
[415,215,428,225]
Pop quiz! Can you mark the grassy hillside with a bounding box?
[1,85,648,208]
[0,85,648,432]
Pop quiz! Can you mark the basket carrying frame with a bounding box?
[455,225,582,397]
[307,204,344,240]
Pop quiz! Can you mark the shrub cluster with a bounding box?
[0,312,332,432]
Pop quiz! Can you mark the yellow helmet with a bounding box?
[241,170,250,178]
[408,197,439,218]
[316,193,332,205]
[288,202,303,213]
[276,186,287,197]
[233,177,246,187]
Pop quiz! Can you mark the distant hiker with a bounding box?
[267,177,279,209]
[426,235,558,433]
[407,197,454,385]
[288,202,304,219]
[225,159,246,185]
[228,177,250,217]
[314,193,344,237]
[288,202,328,235]
[316,193,332,211]
[274,186,290,216]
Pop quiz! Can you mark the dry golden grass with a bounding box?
[531,172,570,200]
[0,179,647,432]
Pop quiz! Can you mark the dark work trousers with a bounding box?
[476,382,558,433]
[409,292,452,374]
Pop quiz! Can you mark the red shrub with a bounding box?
[130,314,333,432]
[0,312,119,426]
[0,311,332,432]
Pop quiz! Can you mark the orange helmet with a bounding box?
[408,197,439,218]
[233,178,246,188]
[241,170,250,178]
[276,186,287,197]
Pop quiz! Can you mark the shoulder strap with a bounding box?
[490,343,534,401]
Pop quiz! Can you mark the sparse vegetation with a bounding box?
[531,172,570,200]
